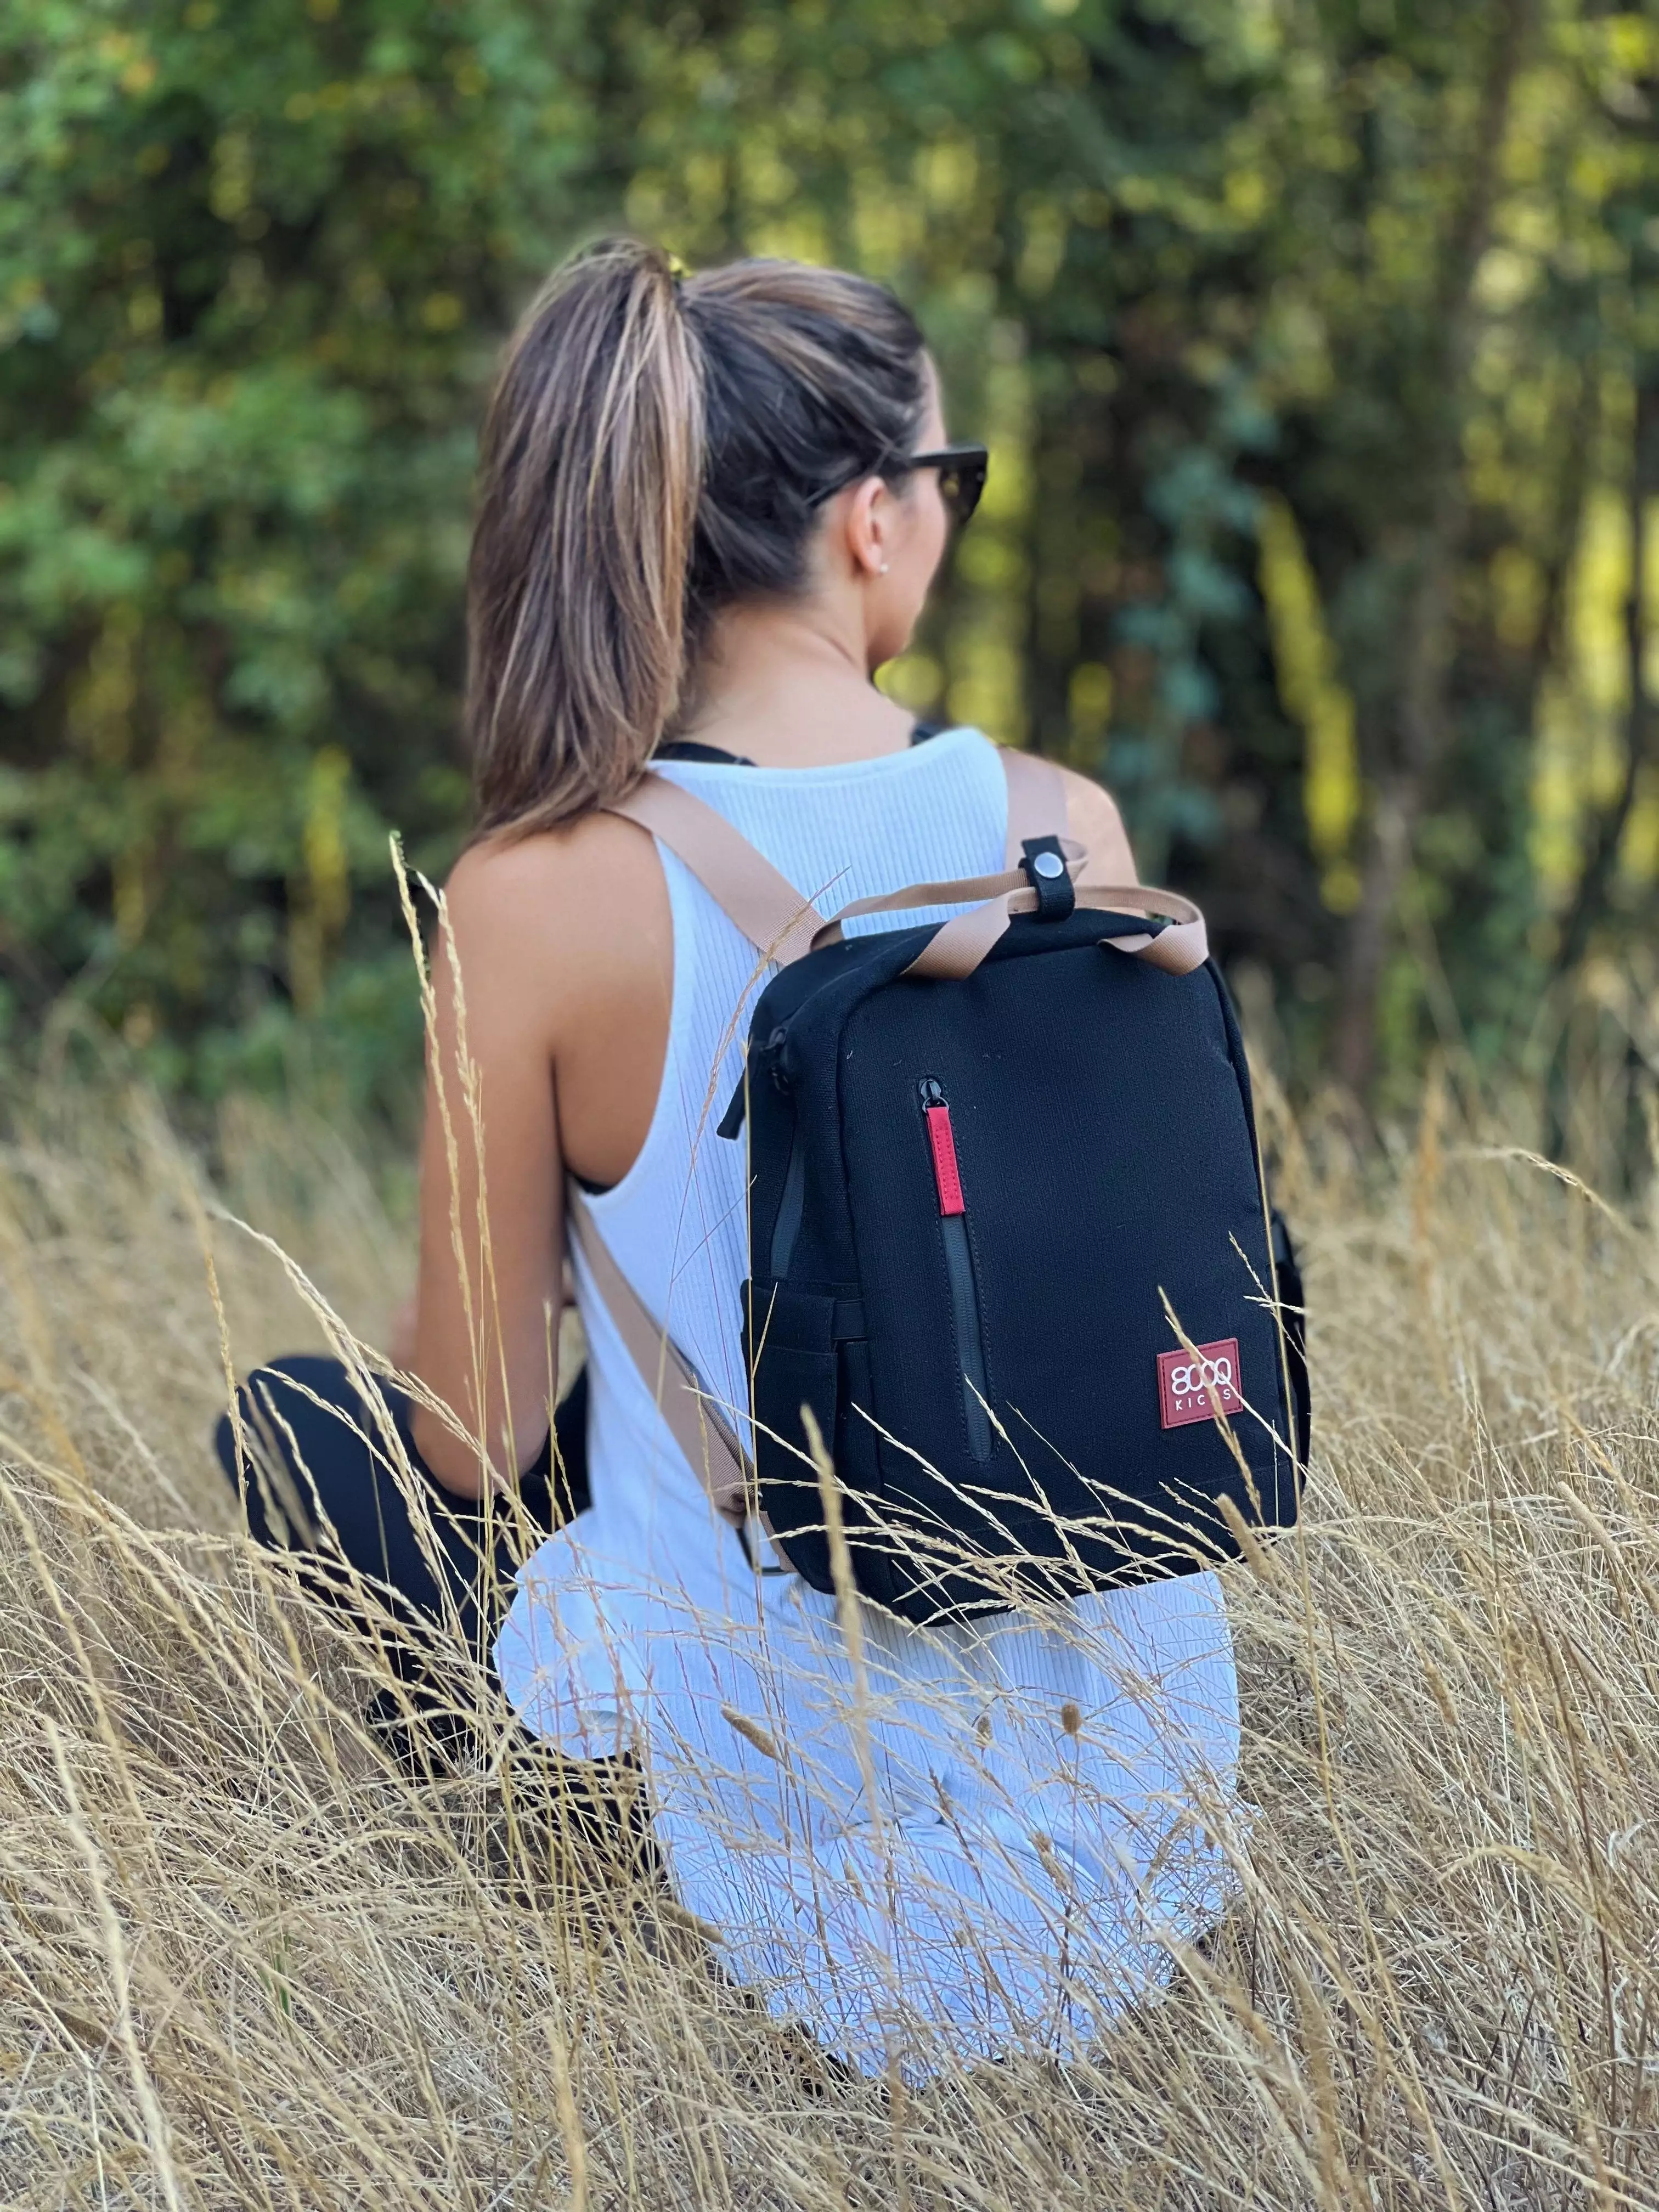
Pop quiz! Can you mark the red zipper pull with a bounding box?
[921,1081,966,1216]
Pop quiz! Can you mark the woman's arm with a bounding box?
[409,842,566,1496]
[405,816,673,1498]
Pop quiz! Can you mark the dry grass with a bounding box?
[0,1067,1656,2209]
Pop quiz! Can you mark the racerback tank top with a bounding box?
[494,726,1241,2077]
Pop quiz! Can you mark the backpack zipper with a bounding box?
[765,1028,807,1278]
[769,1116,806,1277]
[920,1080,992,1462]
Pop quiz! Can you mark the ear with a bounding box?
[841,476,892,579]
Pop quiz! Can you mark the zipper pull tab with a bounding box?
[766,1025,793,1094]
[719,1028,793,1141]
[716,1072,748,1140]
[919,1079,966,1215]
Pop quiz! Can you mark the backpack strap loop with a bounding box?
[1020,835,1076,922]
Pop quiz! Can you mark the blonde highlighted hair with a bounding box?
[466,240,928,838]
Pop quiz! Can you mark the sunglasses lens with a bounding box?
[941,461,986,528]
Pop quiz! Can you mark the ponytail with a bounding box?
[467,240,703,836]
[466,240,926,838]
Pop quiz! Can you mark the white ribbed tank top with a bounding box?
[495,727,1242,2076]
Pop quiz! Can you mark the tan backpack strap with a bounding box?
[608,749,1062,964]
[606,773,828,966]
[1001,745,1069,863]
[895,745,1206,980]
[566,1188,751,1526]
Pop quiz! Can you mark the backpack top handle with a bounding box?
[813,871,1207,980]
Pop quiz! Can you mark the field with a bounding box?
[0,1071,1655,2209]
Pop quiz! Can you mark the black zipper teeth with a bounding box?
[922,1080,992,1462]
[770,1118,806,1278]
[941,1212,992,1460]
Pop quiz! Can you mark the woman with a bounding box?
[221,240,1241,2074]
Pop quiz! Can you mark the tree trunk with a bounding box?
[1544,370,1659,1156]
[1331,0,1538,1097]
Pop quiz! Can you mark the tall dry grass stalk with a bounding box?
[0,1068,1656,2208]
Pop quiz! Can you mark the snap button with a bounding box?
[1019,835,1077,922]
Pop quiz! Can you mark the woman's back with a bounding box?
[494,727,1243,2075]
[219,236,1246,2079]
[562,725,1008,1594]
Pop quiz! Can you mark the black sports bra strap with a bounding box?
[655,721,941,770]
[653,740,759,766]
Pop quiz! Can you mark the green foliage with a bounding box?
[0,0,591,1111]
[3,0,1657,1115]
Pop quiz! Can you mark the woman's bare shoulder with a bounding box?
[445,810,664,938]
[449,807,660,902]
[438,810,672,1031]
[1053,765,1138,885]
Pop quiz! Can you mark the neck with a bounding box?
[677,601,915,768]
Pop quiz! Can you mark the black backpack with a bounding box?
[567,748,1307,1627]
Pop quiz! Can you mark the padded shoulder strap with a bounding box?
[604,777,828,966]
[566,1187,750,1525]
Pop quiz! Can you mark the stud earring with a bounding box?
[879,561,890,574]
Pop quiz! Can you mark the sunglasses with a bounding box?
[814,443,990,530]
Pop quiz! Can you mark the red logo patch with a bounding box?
[1158,1339,1244,1430]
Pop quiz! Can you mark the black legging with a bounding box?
[216,1356,660,1875]
[214,1355,589,1663]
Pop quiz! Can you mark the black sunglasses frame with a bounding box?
[812,443,990,529]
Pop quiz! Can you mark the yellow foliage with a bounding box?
[1016,201,1068,296]
[1256,495,1360,909]
[1530,487,1659,901]
[917,138,977,212]
[1490,545,1544,652]
[1069,661,1113,747]
[68,605,139,769]
[304,748,353,945]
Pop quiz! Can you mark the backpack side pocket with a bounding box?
[1271,1209,1311,1472]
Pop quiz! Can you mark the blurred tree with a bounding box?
[0,0,595,1109]
[3,0,1656,1135]
[616,0,1659,1114]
